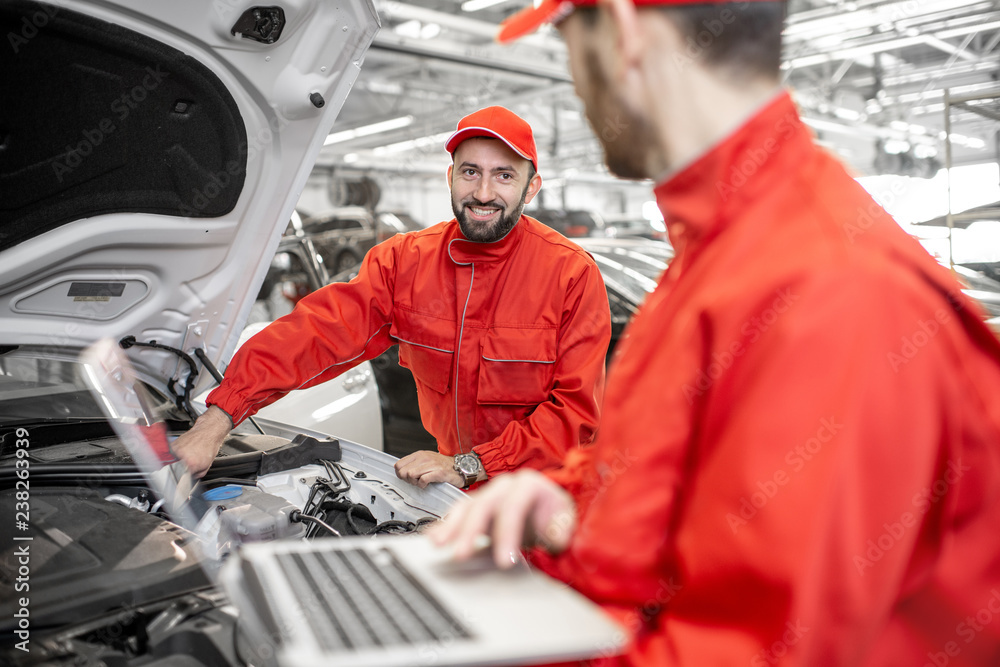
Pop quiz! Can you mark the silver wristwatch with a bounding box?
[453,452,484,488]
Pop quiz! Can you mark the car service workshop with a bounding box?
[2,0,1000,665]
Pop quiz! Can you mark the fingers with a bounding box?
[491,471,573,566]
[172,433,218,478]
[429,471,575,569]
[442,480,511,562]
[415,467,456,489]
[532,486,576,554]
[492,477,541,566]
[172,407,231,478]
[394,451,463,488]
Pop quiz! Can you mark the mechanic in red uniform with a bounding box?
[432,1,1000,664]
[173,106,611,490]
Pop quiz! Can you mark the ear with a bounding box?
[602,0,644,70]
[523,172,543,205]
[446,163,453,189]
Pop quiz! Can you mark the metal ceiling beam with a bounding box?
[921,34,979,62]
[320,82,577,154]
[785,19,1000,70]
[783,0,991,41]
[371,34,573,83]
[373,0,564,53]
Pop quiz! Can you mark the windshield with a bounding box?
[0,348,186,439]
[0,351,103,424]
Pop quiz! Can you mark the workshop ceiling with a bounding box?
[316,0,1000,184]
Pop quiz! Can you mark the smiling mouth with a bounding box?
[466,205,501,220]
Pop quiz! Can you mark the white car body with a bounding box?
[194,321,385,450]
[1,0,387,449]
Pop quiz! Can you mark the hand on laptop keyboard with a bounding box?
[427,470,576,569]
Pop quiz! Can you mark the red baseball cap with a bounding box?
[445,106,539,172]
[497,0,774,43]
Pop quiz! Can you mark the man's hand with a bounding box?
[428,470,577,569]
[170,405,232,477]
[394,450,467,489]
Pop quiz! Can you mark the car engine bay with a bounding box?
[0,427,461,666]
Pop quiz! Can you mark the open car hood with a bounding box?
[0,0,378,384]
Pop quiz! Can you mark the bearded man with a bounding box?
[174,106,611,489]
[433,1,1000,665]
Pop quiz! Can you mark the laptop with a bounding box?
[80,338,627,667]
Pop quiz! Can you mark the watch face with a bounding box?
[455,454,481,476]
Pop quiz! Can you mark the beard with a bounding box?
[582,48,660,180]
[452,184,529,243]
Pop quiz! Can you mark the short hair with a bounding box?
[576,2,786,81]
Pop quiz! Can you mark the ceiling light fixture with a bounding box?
[324,115,415,145]
[461,0,509,13]
[393,19,441,39]
[372,131,453,155]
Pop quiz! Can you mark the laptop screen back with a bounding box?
[80,338,213,568]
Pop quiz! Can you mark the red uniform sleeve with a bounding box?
[473,259,611,476]
[206,239,401,425]
[537,267,998,665]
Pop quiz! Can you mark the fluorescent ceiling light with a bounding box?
[461,0,509,12]
[394,19,421,37]
[394,19,440,39]
[324,116,414,145]
[372,131,453,155]
[833,107,862,121]
[942,132,986,149]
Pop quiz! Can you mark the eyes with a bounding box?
[460,168,516,182]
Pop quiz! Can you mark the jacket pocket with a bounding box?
[478,327,557,405]
[392,308,455,394]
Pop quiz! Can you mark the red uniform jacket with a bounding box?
[538,92,1000,665]
[207,216,610,476]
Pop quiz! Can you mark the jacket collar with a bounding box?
[447,215,525,265]
[655,90,814,264]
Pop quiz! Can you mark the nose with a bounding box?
[474,177,495,204]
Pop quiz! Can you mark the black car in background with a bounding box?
[528,208,606,238]
[293,206,380,274]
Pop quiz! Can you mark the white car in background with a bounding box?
[194,224,385,450]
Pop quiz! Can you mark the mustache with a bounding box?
[463,198,502,209]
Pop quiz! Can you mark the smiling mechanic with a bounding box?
[172,106,611,490]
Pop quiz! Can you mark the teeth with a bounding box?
[470,207,498,216]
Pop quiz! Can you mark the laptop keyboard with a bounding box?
[275,546,473,651]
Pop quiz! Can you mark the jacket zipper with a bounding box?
[449,238,475,454]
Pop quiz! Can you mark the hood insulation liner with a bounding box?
[0,0,248,252]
